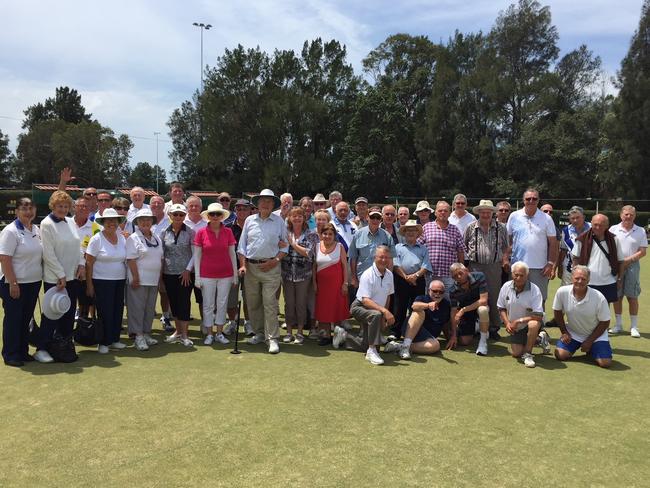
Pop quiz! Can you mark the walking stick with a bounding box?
[231,280,243,355]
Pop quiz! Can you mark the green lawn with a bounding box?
[1,269,649,487]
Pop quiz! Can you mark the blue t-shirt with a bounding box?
[413,295,451,336]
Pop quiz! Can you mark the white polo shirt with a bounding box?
[571,239,623,286]
[507,209,556,269]
[497,280,544,324]
[356,263,394,307]
[552,285,610,343]
[0,220,43,283]
[126,231,164,286]
[184,216,207,233]
[609,223,648,258]
[449,212,476,236]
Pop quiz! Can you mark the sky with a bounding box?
[1,0,644,180]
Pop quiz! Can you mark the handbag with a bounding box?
[74,312,104,346]
[47,333,78,363]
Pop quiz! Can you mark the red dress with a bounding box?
[315,242,349,322]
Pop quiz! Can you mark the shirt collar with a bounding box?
[48,213,65,223]
[372,262,386,279]
[510,280,531,293]
[14,218,25,230]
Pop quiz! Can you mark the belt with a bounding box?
[246,258,274,264]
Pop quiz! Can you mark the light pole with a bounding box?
[192,22,212,91]
[153,131,160,193]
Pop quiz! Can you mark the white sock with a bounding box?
[480,331,488,341]
[403,338,413,348]
[367,346,377,353]
[615,314,623,328]
[631,316,638,330]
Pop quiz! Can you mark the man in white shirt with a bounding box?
[334,246,395,365]
[272,193,293,220]
[127,187,150,223]
[610,205,648,337]
[448,193,476,236]
[183,196,207,232]
[164,182,186,214]
[506,188,558,304]
[553,265,612,368]
[332,201,357,250]
[497,261,544,368]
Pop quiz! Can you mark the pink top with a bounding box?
[194,225,236,278]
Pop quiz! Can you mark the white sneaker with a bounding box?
[538,330,551,354]
[365,348,384,365]
[631,328,641,338]
[203,334,214,346]
[476,339,488,356]
[244,321,255,336]
[180,337,194,347]
[34,350,54,363]
[144,335,158,346]
[341,320,352,331]
[247,333,265,345]
[282,334,294,343]
[97,345,109,354]
[268,339,280,354]
[609,325,623,334]
[280,322,287,330]
[110,342,127,350]
[332,326,347,349]
[522,352,536,368]
[294,334,304,344]
[223,320,237,336]
[383,340,401,354]
[214,333,230,344]
[165,332,181,343]
[134,335,149,351]
[399,344,411,360]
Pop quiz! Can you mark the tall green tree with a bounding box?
[23,86,92,132]
[0,129,14,186]
[128,161,167,190]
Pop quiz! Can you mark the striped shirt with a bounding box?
[464,220,508,264]
[418,221,465,277]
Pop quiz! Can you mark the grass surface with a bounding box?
[1,270,650,487]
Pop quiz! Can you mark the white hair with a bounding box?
[511,261,529,274]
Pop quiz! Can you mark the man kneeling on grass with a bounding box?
[384,280,452,360]
[332,246,394,365]
[552,265,613,368]
[497,261,544,368]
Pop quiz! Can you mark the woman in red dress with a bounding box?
[314,223,349,345]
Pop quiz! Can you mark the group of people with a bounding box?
[0,176,646,369]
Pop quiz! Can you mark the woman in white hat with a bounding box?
[126,208,163,351]
[193,202,237,346]
[161,204,195,347]
[86,208,128,354]
[38,190,85,362]
[0,197,43,367]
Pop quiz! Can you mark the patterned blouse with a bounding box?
[464,220,508,265]
[162,224,195,275]
[281,229,320,282]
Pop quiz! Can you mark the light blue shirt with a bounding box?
[394,242,432,275]
[348,226,396,278]
[307,215,316,230]
[237,213,289,259]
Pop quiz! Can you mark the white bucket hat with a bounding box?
[133,208,158,225]
[251,189,281,209]
[43,287,72,321]
[472,199,497,214]
[95,208,127,225]
[201,202,231,221]
[413,200,433,215]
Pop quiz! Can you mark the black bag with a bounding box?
[74,314,103,346]
[28,297,44,347]
[47,333,78,363]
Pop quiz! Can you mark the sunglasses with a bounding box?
[524,197,539,202]
[208,211,223,217]
[383,213,395,217]
[219,198,230,202]
[543,210,552,214]
[498,209,510,213]
[455,202,466,206]
[369,215,382,220]
[113,206,128,211]
[84,192,97,197]
[171,212,185,217]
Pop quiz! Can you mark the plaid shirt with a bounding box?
[419,221,465,277]
[281,230,320,282]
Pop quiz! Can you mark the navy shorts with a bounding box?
[457,314,478,337]
[556,338,612,359]
[404,321,442,343]
[589,283,617,303]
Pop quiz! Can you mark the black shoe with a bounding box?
[21,354,35,362]
[318,337,333,346]
[545,319,558,328]
[489,330,501,341]
[4,359,24,367]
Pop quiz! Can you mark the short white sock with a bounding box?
[367,346,377,353]
[403,338,413,348]
[631,316,638,329]
[615,314,623,327]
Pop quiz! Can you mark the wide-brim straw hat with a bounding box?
[399,219,423,237]
[95,208,127,225]
[472,199,497,214]
[251,189,281,210]
[42,286,72,321]
[201,202,231,221]
[133,208,158,225]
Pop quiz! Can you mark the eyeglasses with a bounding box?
[219,198,230,202]
[524,197,539,202]
[113,206,128,211]
[84,192,97,197]
[98,198,111,203]
[208,212,223,217]
[171,212,185,217]
[542,210,552,214]
[498,209,510,213]
[455,202,466,206]
[383,213,395,217]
